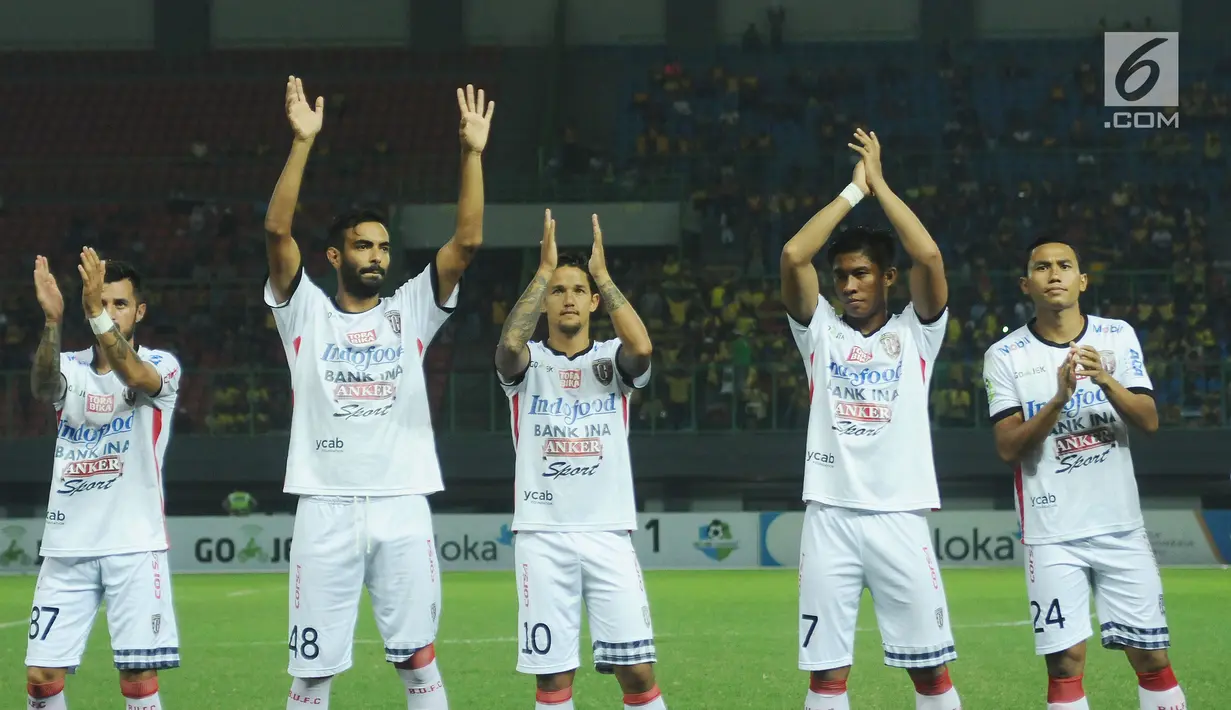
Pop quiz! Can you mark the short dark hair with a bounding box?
[826,226,896,272]
[555,253,598,293]
[1025,237,1082,273]
[327,207,389,251]
[104,259,144,302]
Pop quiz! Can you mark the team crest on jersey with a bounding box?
[1158,594,1166,617]
[879,332,901,359]
[642,606,651,628]
[151,614,161,635]
[1099,350,1117,375]
[846,346,872,363]
[385,310,402,335]
[430,603,437,624]
[934,607,944,629]
[86,393,114,414]
[122,388,137,407]
[559,369,581,390]
[592,358,614,386]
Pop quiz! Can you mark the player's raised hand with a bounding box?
[33,256,64,324]
[77,247,106,319]
[285,76,324,142]
[1054,348,1078,404]
[848,128,885,190]
[457,84,495,154]
[539,209,557,272]
[588,214,609,280]
[852,160,872,197]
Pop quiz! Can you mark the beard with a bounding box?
[556,320,583,337]
[339,264,384,299]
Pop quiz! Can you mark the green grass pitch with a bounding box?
[2,568,1227,708]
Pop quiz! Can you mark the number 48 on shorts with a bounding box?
[289,625,320,660]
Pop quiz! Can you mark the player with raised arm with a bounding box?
[983,238,1186,710]
[495,212,666,710]
[25,251,183,710]
[263,77,492,710]
[781,130,960,710]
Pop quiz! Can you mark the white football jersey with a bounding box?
[500,339,649,532]
[984,316,1152,544]
[40,346,181,557]
[265,263,457,496]
[789,297,948,512]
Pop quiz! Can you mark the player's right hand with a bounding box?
[1053,348,1078,405]
[852,161,872,197]
[285,76,324,141]
[539,209,557,271]
[33,256,64,324]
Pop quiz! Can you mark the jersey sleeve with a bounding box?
[394,262,459,346]
[787,295,836,377]
[614,339,651,392]
[982,346,1022,423]
[264,267,326,346]
[901,303,949,363]
[52,352,75,411]
[142,350,182,410]
[497,344,533,396]
[1117,325,1153,393]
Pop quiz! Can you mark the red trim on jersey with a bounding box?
[919,355,927,379]
[808,353,815,402]
[622,394,629,429]
[512,393,520,443]
[417,338,424,356]
[1014,465,1025,540]
[152,408,170,548]
[292,336,302,355]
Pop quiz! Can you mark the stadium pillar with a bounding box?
[918,0,975,44]
[666,0,718,51]
[154,0,210,56]
[410,0,463,50]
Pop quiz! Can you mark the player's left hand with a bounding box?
[848,128,885,190]
[457,84,495,154]
[77,247,106,319]
[1071,344,1111,386]
[589,214,609,281]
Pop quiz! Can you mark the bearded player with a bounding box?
[263,77,492,710]
[983,238,1186,710]
[495,211,666,710]
[781,130,960,710]
[25,251,183,710]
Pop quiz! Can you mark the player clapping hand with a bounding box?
[285,76,324,142]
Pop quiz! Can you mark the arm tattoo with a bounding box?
[98,324,137,365]
[30,323,62,401]
[499,272,550,349]
[597,278,629,312]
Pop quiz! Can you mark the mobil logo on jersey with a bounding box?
[319,342,404,371]
[526,393,618,425]
[996,335,1032,355]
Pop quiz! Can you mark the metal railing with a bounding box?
[2,359,1226,439]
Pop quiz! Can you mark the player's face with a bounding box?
[831,251,894,321]
[330,221,391,299]
[99,278,144,340]
[1021,243,1086,310]
[544,266,599,337]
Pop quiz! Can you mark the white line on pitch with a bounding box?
[0,618,28,629]
[226,589,258,598]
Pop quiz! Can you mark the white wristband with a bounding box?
[88,311,115,335]
[839,183,866,208]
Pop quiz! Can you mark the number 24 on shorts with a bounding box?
[289,625,320,660]
[1031,598,1067,634]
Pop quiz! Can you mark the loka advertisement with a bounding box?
[0,511,1221,576]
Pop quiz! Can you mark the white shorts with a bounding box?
[798,503,957,671]
[25,551,180,672]
[1025,527,1170,655]
[514,530,656,675]
[288,495,441,677]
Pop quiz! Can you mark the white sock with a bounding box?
[1048,700,1090,710]
[624,686,667,709]
[28,687,68,710]
[806,689,851,710]
[1138,684,1186,710]
[915,686,961,709]
[288,677,332,709]
[123,691,162,710]
[535,686,574,709]
[398,660,448,709]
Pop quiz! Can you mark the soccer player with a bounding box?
[780,130,960,710]
[495,211,666,710]
[983,238,1186,710]
[263,77,492,709]
[25,250,183,710]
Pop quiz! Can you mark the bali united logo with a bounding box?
[385,310,402,336]
[151,614,161,635]
[934,607,945,629]
[592,358,614,386]
[1099,350,1117,375]
[879,332,901,359]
